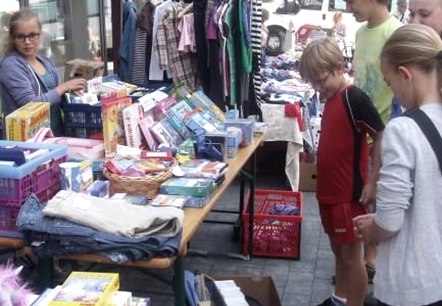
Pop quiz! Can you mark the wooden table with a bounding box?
[0,133,264,306]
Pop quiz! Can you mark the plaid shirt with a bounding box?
[156,17,169,71]
[156,7,196,90]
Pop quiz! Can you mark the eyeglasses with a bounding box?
[14,32,40,42]
[311,73,331,87]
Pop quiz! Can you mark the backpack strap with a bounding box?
[343,88,361,134]
[404,108,442,174]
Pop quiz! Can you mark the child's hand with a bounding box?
[360,181,376,205]
[353,214,375,242]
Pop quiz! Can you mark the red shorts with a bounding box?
[319,201,368,245]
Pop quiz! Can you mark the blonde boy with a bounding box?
[299,37,384,306]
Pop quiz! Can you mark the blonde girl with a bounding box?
[354,24,442,306]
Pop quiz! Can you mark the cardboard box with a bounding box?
[208,275,282,306]
[298,162,317,191]
[64,58,104,81]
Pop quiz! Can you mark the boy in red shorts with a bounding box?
[299,37,384,306]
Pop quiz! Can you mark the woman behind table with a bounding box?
[353,24,442,305]
[0,8,87,137]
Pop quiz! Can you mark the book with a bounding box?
[150,120,176,147]
[49,271,119,306]
[101,95,132,158]
[161,118,184,146]
[154,95,177,120]
[168,100,195,123]
[187,90,226,123]
[138,90,168,113]
[166,113,191,140]
[159,177,215,197]
[148,194,189,208]
[179,159,228,179]
[138,113,158,151]
[186,112,218,134]
[122,103,145,149]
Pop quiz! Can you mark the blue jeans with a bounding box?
[17,194,181,263]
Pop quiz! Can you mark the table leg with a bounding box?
[173,256,185,306]
[37,257,54,291]
[248,148,256,259]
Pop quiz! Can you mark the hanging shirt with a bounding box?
[177,13,196,53]
[149,0,174,81]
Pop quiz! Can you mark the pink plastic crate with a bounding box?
[242,189,303,259]
[0,141,67,231]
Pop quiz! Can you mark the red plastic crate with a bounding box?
[242,189,303,259]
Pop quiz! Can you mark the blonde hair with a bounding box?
[299,37,344,82]
[5,8,41,54]
[333,11,343,24]
[381,24,442,89]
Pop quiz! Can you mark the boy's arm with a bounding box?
[360,131,383,205]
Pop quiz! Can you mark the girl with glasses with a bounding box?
[0,8,87,137]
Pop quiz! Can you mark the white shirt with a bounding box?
[374,103,442,305]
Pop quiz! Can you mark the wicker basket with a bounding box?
[103,160,177,196]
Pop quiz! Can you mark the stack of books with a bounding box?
[159,177,216,208]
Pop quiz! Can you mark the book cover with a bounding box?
[166,113,191,140]
[148,194,189,209]
[154,95,177,120]
[150,121,176,147]
[138,113,158,151]
[168,100,195,123]
[49,272,119,306]
[101,95,132,158]
[159,177,215,197]
[193,90,226,123]
[200,110,224,131]
[122,103,145,149]
[160,118,184,146]
[186,112,218,134]
[138,90,169,114]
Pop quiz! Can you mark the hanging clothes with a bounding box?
[177,13,196,53]
[194,0,210,94]
[119,0,137,82]
[245,0,263,118]
[149,0,174,81]
[131,2,155,87]
[156,6,197,90]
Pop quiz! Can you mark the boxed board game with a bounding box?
[48,271,119,306]
[5,102,50,141]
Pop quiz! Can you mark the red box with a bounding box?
[242,189,303,259]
